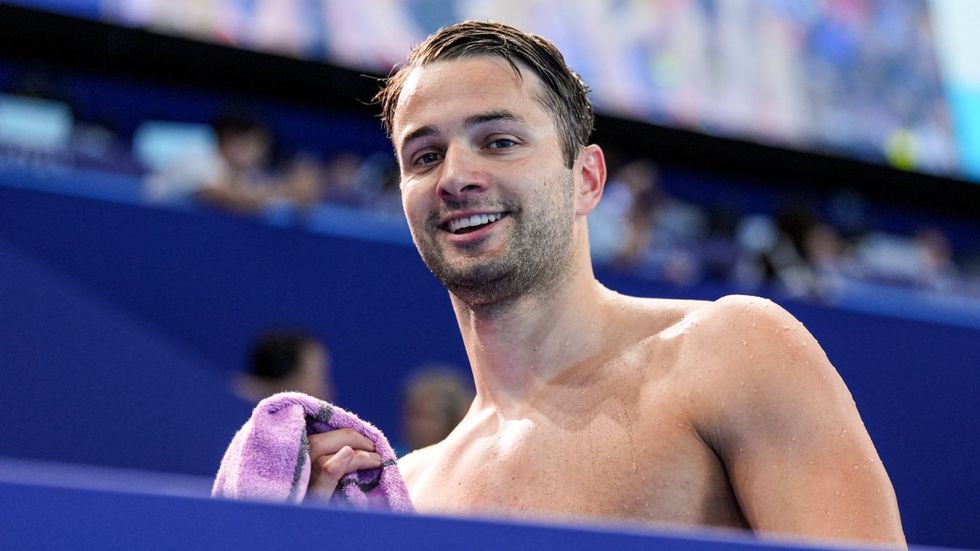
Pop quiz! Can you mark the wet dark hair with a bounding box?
[375,20,594,169]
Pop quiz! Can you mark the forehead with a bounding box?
[392,56,553,146]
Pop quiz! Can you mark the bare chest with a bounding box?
[407,403,744,528]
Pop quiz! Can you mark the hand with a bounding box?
[307,428,382,502]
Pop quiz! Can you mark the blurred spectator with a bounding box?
[399,364,474,454]
[356,152,403,218]
[319,152,366,207]
[913,227,958,291]
[765,205,821,296]
[234,330,334,404]
[592,159,706,286]
[734,205,849,300]
[610,159,666,269]
[144,109,321,212]
[699,207,741,283]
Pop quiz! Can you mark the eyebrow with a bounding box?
[398,110,525,151]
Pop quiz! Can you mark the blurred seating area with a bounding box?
[1,58,978,329]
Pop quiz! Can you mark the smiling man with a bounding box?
[306,21,905,546]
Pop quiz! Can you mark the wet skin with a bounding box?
[312,56,906,547]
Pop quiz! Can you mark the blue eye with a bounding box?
[414,152,442,166]
[487,138,516,149]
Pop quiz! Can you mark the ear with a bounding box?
[574,144,606,216]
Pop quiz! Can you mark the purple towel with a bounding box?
[212,392,414,513]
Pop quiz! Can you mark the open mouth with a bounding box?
[441,212,509,235]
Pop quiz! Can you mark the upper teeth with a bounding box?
[447,213,503,232]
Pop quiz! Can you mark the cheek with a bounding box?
[400,182,429,225]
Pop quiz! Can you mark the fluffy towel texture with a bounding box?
[212,392,414,512]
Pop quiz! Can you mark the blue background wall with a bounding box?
[0,174,977,548]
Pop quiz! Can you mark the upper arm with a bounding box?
[696,295,905,546]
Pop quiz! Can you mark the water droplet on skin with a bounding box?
[741,339,747,346]
[791,436,798,443]
[739,381,745,387]
[751,322,757,328]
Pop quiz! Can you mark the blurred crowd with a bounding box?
[0,82,978,307]
[140,108,403,218]
[134,105,980,305]
[590,157,979,302]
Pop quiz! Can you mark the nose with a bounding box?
[436,144,489,201]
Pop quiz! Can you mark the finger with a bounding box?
[345,451,383,472]
[308,446,354,500]
[307,450,383,500]
[308,429,376,458]
[314,450,382,478]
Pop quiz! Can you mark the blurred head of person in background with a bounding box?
[235,330,334,404]
[401,364,474,452]
[212,110,273,175]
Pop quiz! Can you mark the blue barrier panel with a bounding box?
[0,478,942,551]
[0,231,252,475]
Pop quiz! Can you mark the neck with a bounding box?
[450,236,608,413]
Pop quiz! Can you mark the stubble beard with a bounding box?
[414,173,577,308]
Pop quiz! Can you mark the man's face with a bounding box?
[392,56,578,305]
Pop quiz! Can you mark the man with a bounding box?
[306,21,905,546]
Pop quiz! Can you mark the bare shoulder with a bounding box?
[397,442,439,488]
[678,294,859,448]
[675,295,904,544]
[618,293,830,384]
[693,293,802,336]
[616,293,798,336]
[681,294,832,378]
